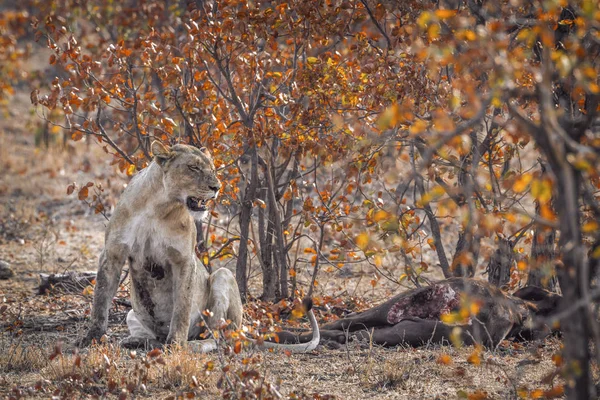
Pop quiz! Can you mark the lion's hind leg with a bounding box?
[206,268,243,330]
[186,268,242,353]
[121,310,163,350]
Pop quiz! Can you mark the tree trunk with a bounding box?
[260,207,278,301]
[264,157,288,299]
[527,162,558,291]
[235,145,259,300]
[451,131,485,278]
[553,165,592,400]
[486,237,514,288]
[527,218,558,290]
[452,231,479,277]
[235,201,252,299]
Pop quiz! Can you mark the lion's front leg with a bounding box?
[166,252,196,344]
[81,247,127,346]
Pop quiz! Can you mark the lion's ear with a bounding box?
[151,141,173,165]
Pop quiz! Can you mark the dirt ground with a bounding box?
[0,98,567,399]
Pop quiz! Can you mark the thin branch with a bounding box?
[359,0,391,50]
[95,106,135,165]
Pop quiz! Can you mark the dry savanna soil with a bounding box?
[0,102,566,399]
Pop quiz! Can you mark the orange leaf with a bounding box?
[437,353,452,365]
[543,385,564,398]
[78,186,89,200]
[467,348,481,365]
[234,340,242,354]
[147,348,162,358]
[467,391,489,400]
[512,173,533,193]
[435,9,457,19]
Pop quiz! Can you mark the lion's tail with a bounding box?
[258,297,320,353]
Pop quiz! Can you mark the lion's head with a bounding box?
[151,141,221,212]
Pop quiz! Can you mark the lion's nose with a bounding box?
[209,183,221,192]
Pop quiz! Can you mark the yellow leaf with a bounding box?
[356,232,370,251]
[512,173,533,193]
[418,185,446,206]
[449,327,463,348]
[467,348,481,365]
[291,307,303,319]
[428,23,441,41]
[582,220,599,233]
[374,255,383,267]
[517,28,532,41]
[377,104,398,130]
[82,285,94,296]
[440,312,457,324]
[126,164,136,176]
[417,11,432,28]
[464,29,476,41]
[306,57,319,64]
[531,179,553,203]
[373,210,390,223]
[409,119,428,134]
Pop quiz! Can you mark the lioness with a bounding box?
[82,142,318,352]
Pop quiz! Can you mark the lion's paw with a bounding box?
[120,336,164,350]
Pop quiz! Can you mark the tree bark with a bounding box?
[553,166,592,400]
[235,145,259,300]
[527,216,558,290]
[486,237,513,288]
[527,162,558,290]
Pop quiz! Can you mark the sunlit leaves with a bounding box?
[512,174,533,193]
[530,179,553,203]
[582,220,599,233]
[356,232,371,252]
[417,185,446,206]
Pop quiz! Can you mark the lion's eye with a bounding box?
[188,165,200,172]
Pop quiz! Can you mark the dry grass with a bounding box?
[37,343,220,398]
[0,342,48,374]
[0,99,569,400]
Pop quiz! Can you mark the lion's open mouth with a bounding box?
[186,196,207,212]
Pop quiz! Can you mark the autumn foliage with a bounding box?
[0,0,599,398]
